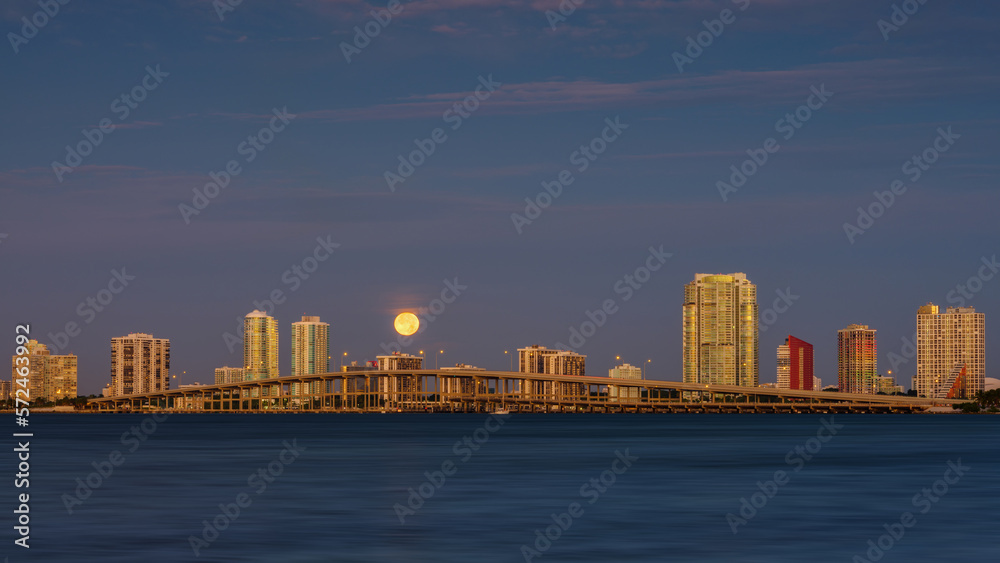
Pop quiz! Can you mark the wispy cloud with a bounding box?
[197,58,1000,123]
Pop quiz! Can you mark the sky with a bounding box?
[1,0,998,395]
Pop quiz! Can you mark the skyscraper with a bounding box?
[110,333,169,396]
[244,310,279,380]
[776,336,814,391]
[838,324,877,394]
[683,273,758,386]
[291,315,329,376]
[11,340,78,401]
[915,304,985,399]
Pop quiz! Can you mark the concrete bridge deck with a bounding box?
[90,369,957,414]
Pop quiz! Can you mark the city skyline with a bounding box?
[1,1,998,397]
[3,3,999,562]
[9,290,992,397]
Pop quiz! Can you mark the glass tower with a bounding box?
[683,273,758,386]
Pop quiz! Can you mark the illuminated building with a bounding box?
[110,333,169,396]
[609,363,642,401]
[214,366,245,385]
[838,324,877,394]
[518,345,587,398]
[291,315,329,376]
[683,273,758,386]
[244,310,279,380]
[11,340,78,401]
[776,336,813,390]
[915,304,984,399]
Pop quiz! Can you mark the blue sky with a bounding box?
[2,0,998,394]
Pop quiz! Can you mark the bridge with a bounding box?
[90,369,958,413]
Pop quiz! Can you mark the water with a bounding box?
[12,414,999,562]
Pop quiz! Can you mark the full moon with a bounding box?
[394,312,420,336]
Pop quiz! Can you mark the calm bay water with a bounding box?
[11,414,999,562]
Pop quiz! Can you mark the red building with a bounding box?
[788,335,814,391]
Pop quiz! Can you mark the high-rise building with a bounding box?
[776,336,814,391]
[376,352,423,371]
[244,310,279,380]
[683,273,758,386]
[1,379,11,402]
[13,339,47,400]
[544,351,586,376]
[777,342,790,390]
[48,353,78,400]
[609,363,642,401]
[915,304,985,400]
[110,333,170,396]
[375,352,424,403]
[291,315,329,376]
[214,366,245,385]
[11,340,78,402]
[517,345,586,375]
[519,344,554,374]
[838,324,877,394]
[518,345,587,398]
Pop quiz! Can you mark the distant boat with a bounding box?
[494,408,510,415]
